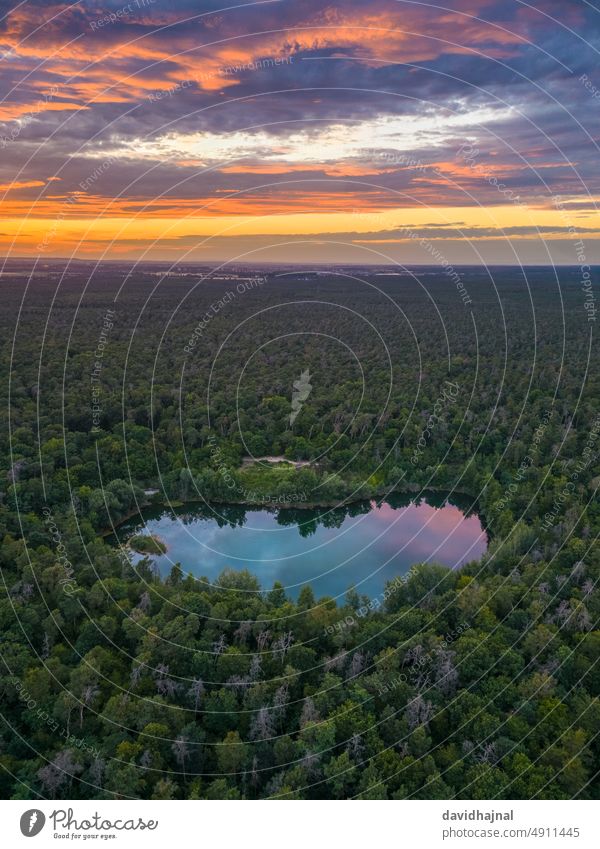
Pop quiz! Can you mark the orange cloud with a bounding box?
[0,180,47,191]
[0,0,526,116]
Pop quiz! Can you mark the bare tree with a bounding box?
[324,652,347,673]
[250,706,274,741]
[249,654,262,681]
[346,651,366,680]
[301,750,320,776]
[89,756,105,788]
[212,634,227,664]
[79,683,99,728]
[265,771,285,797]
[347,732,364,760]
[38,750,82,798]
[461,739,475,757]
[250,754,260,787]
[413,668,432,692]
[475,742,498,764]
[570,561,586,583]
[553,599,572,626]
[156,676,180,698]
[256,629,272,651]
[41,633,51,659]
[154,663,170,680]
[172,735,190,780]
[234,620,252,645]
[188,677,205,712]
[271,631,294,662]
[405,695,433,730]
[576,603,592,632]
[137,591,151,613]
[130,663,145,688]
[20,582,34,600]
[300,697,319,728]
[272,684,289,726]
[434,649,458,696]
[153,663,180,697]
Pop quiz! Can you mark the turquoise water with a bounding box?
[113,492,487,600]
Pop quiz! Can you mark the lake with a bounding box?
[113,492,487,600]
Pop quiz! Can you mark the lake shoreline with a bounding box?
[103,482,484,537]
[108,487,489,599]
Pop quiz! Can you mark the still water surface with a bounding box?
[114,492,487,599]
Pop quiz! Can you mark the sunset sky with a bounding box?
[1,0,599,264]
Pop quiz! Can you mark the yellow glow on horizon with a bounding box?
[1,202,598,254]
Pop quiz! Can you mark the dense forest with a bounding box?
[0,260,598,799]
